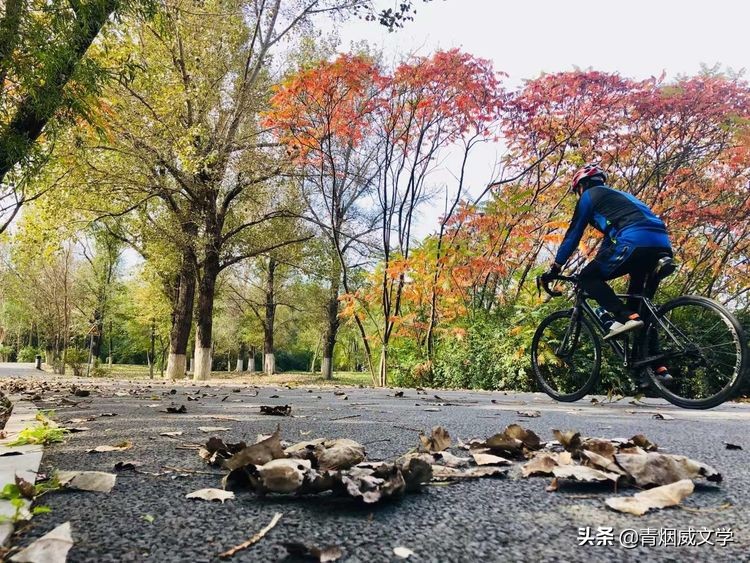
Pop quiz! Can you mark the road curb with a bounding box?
[0,395,43,546]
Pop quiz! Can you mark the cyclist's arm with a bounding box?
[554,191,593,267]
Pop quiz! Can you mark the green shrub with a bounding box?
[0,345,13,362]
[65,348,89,377]
[420,305,546,391]
[17,347,40,363]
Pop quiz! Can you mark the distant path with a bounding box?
[0,362,40,377]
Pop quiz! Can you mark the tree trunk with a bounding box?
[92,308,104,359]
[310,335,321,373]
[262,256,277,375]
[107,320,113,367]
[236,342,246,372]
[321,257,340,380]
[193,249,220,380]
[248,345,256,373]
[378,345,387,387]
[166,249,196,380]
[264,353,275,375]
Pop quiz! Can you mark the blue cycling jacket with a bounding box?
[554,185,671,268]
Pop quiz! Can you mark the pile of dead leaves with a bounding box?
[197,427,431,504]
[517,429,721,490]
[193,424,722,515]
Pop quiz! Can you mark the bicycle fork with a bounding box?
[557,307,582,358]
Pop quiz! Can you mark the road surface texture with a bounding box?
[2,365,749,563]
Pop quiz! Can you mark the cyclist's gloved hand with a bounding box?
[541,262,561,282]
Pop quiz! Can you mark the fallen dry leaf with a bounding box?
[260,405,292,416]
[186,488,235,503]
[314,439,366,470]
[629,434,658,452]
[223,428,285,471]
[198,427,230,433]
[615,452,722,487]
[471,452,513,467]
[516,410,541,418]
[286,438,366,470]
[57,471,116,493]
[67,417,95,424]
[165,405,187,414]
[219,512,282,559]
[605,479,694,516]
[419,426,451,452]
[552,465,619,483]
[431,465,507,481]
[251,459,312,493]
[552,429,582,452]
[521,453,559,477]
[581,439,616,460]
[652,413,675,420]
[160,431,183,437]
[435,451,471,468]
[504,424,541,450]
[283,542,343,562]
[337,464,406,503]
[725,443,742,450]
[9,521,73,563]
[114,461,143,472]
[581,450,626,476]
[86,441,133,454]
[393,546,415,559]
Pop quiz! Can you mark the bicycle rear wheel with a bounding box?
[531,309,601,402]
[641,296,748,409]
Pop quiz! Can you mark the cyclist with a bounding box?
[542,164,674,381]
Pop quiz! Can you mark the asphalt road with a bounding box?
[3,367,750,563]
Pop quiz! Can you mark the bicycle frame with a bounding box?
[565,288,698,370]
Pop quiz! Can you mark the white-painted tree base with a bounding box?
[166,353,187,380]
[264,353,275,375]
[248,358,256,373]
[321,357,332,379]
[193,347,212,380]
[235,358,243,372]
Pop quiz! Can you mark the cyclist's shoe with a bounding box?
[603,313,644,341]
[653,366,674,385]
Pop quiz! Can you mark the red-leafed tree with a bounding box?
[266,49,506,384]
[265,54,383,380]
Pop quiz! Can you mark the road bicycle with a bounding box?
[530,257,748,409]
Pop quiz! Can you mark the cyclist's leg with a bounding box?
[580,243,643,320]
[578,260,627,317]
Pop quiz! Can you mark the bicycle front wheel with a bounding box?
[531,309,601,402]
[641,296,748,409]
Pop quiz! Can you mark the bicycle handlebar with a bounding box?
[536,274,578,298]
